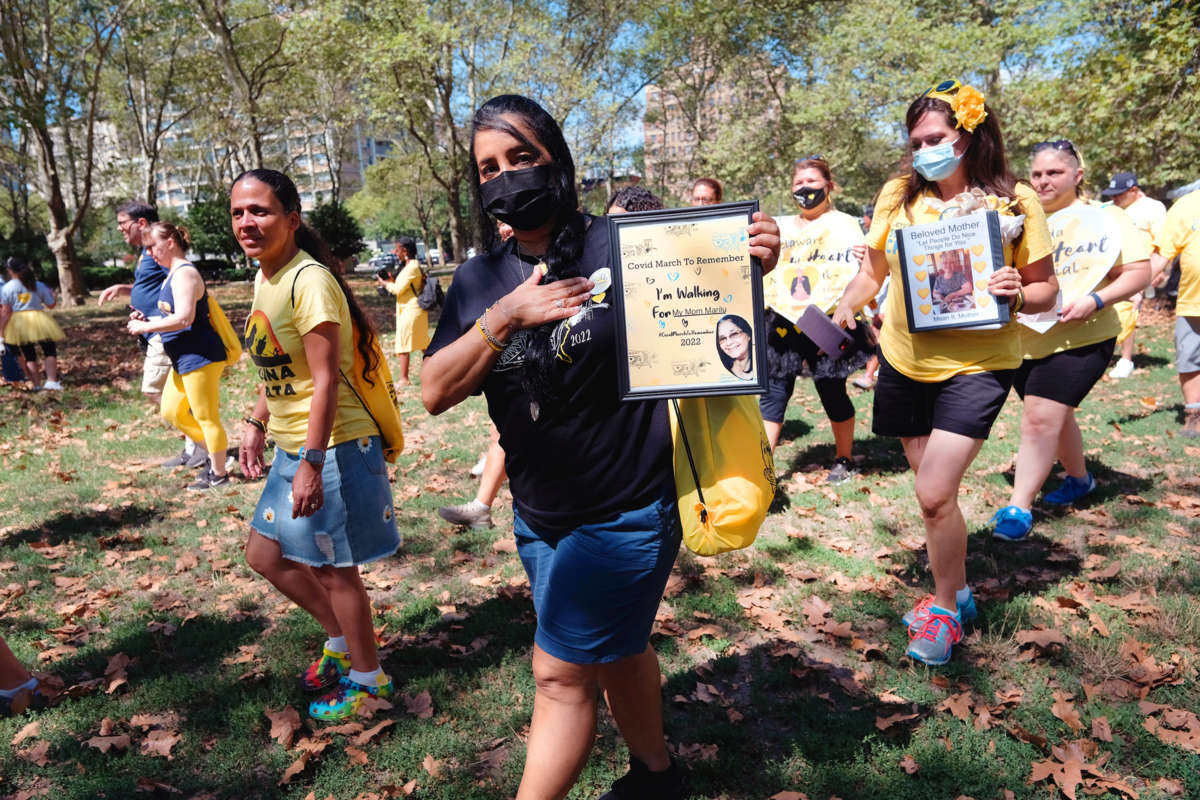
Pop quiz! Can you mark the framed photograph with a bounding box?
[609,200,767,400]
[770,212,863,324]
[895,210,1010,333]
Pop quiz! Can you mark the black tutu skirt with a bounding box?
[764,307,873,381]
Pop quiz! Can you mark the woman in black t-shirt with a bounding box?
[422,95,779,800]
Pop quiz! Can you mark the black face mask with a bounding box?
[479,164,559,231]
[793,186,827,210]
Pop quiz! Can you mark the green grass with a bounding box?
[1,284,1198,799]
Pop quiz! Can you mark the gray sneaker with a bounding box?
[826,457,857,484]
[187,468,230,492]
[437,500,493,529]
[184,446,210,469]
[160,446,191,468]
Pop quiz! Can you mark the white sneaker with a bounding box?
[469,453,487,477]
[1109,358,1134,379]
[438,499,493,529]
[41,380,63,391]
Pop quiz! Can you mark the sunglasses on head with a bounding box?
[1033,139,1078,157]
[922,79,961,97]
[794,154,825,164]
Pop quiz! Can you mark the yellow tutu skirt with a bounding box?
[1114,300,1138,345]
[4,310,66,345]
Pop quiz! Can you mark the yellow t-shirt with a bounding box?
[386,260,425,308]
[1020,202,1151,360]
[1155,190,1200,317]
[765,209,864,317]
[244,250,378,453]
[866,178,1053,381]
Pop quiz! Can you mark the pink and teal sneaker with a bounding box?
[309,674,393,721]
[299,646,350,693]
[902,593,977,634]
[905,605,963,666]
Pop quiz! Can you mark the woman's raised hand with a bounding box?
[495,264,593,332]
[748,212,782,275]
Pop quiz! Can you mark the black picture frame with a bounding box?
[895,209,1011,333]
[608,200,767,400]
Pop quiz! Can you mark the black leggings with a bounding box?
[760,373,855,424]
[18,341,57,362]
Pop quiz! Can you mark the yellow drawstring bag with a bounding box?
[340,323,405,463]
[669,396,776,555]
[206,295,244,364]
[289,263,405,463]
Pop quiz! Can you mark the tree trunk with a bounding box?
[46,227,87,306]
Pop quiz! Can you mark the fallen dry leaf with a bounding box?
[86,733,132,754]
[140,728,181,760]
[353,719,395,747]
[12,720,41,746]
[1091,716,1113,743]
[278,751,311,785]
[422,753,443,778]
[265,706,302,749]
[876,712,919,731]
[345,745,369,765]
[1051,691,1085,733]
[403,690,434,719]
[899,753,919,774]
[18,739,51,767]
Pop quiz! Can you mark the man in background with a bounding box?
[98,202,205,467]
[1101,171,1166,378]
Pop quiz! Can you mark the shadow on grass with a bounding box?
[0,503,167,548]
[644,638,1025,799]
[786,433,908,479]
[988,460,1154,506]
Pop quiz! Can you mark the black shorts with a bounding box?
[1014,338,1115,407]
[872,353,1014,440]
[759,373,855,424]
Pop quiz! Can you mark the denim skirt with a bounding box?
[251,435,400,567]
[514,482,682,664]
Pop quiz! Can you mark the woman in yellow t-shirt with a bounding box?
[832,80,1058,666]
[993,141,1149,540]
[374,236,429,385]
[761,156,869,483]
[233,169,400,721]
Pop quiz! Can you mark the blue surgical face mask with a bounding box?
[912,137,962,182]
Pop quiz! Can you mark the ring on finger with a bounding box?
[556,298,564,308]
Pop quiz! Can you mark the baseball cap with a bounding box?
[1100,171,1138,198]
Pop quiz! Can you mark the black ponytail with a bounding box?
[470,95,585,411]
[5,257,37,291]
[232,169,380,384]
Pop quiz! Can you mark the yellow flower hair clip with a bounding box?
[923,80,988,133]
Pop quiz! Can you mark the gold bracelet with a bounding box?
[243,415,267,433]
[476,313,504,352]
[1012,290,1025,314]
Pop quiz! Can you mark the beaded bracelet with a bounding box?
[243,415,267,434]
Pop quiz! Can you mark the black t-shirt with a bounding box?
[426,216,672,532]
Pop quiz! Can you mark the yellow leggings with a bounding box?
[160,361,228,455]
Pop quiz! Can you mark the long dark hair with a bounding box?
[231,168,379,383]
[896,95,1017,221]
[470,94,585,408]
[5,256,37,291]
